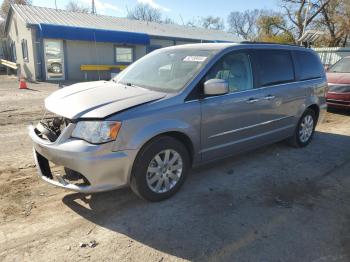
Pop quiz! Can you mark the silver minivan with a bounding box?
[29,43,327,201]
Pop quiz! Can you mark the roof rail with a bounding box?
[239,41,299,47]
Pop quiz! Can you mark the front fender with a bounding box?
[125,119,199,151]
[111,99,201,161]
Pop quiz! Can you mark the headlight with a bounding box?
[71,121,122,144]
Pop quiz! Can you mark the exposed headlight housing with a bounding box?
[71,121,122,144]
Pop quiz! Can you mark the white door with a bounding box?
[44,39,65,80]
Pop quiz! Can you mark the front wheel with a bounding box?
[130,136,190,201]
[288,108,317,147]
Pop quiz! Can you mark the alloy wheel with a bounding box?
[146,149,183,193]
[299,114,314,143]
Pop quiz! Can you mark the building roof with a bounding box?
[9,4,240,43]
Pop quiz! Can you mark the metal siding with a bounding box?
[150,38,176,48]
[65,40,114,81]
[134,45,147,61]
[313,47,350,66]
[7,10,37,80]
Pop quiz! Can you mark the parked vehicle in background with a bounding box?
[28,43,327,201]
[46,49,63,74]
[326,56,350,109]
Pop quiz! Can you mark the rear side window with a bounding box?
[255,50,294,87]
[294,51,323,80]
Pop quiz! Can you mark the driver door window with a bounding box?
[205,52,253,93]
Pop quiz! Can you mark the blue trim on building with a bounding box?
[37,24,150,45]
[63,40,68,80]
[35,24,46,81]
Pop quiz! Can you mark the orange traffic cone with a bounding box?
[19,76,27,89]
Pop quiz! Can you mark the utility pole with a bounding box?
[302,0,312,38]
[91,0,96,14]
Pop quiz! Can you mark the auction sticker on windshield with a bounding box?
[183,56,207,62]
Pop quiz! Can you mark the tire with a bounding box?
[288,108,317,148]
[50,63,62,73]
[130,136,190,201]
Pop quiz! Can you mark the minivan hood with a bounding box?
[45,81,166,119]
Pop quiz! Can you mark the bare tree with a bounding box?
[1,0,32,18]
[162,17,175,24]
[65,0,89,13]
[257,12,295,43]
[280,0,331,43]
[227,9,261,40]
[185,17,200,28]
[0,19,5,37]
[316,0,350,46]
[185,16,224,30]
[127,3,162,23]
[200,16,224,30]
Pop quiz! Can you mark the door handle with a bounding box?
[263,95,275,101]
[246,98,259,104]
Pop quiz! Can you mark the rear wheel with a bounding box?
[288,108,317,147]
[130,136,190,201]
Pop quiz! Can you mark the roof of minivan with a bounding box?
[162,42,311,51]
[163,43,237,50]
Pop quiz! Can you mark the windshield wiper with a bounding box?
[124,82,140,88]
[118,81,148,89]
[112,80,134,86]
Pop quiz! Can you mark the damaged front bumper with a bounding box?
[28,123,137,193]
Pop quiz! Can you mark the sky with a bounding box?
[26,0,280,25]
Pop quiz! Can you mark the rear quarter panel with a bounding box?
[296,77,328,122]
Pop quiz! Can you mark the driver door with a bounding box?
[200,51,276,161]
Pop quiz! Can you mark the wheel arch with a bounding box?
[137,131,195,166]
[128,130,195,187]
[307,104,320,121]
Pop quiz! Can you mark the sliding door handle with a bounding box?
[246,98,259,104]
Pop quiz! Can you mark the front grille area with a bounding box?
[34,113,72,142]
[328,85,350,93]
[327,99,350,105]
[36,151,90,186]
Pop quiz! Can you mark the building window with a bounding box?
[21,39,29,62]
[115,46,133,63]
[11,41,17,62]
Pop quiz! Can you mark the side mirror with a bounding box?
[204,79,229,96]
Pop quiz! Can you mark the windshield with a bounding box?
[329,57,350,73]
[114,48,217,92]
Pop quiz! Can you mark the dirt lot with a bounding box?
[0,75,350,262]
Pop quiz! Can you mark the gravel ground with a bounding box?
[0,75,350,262]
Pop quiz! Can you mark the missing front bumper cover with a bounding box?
[35,151,90,186]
